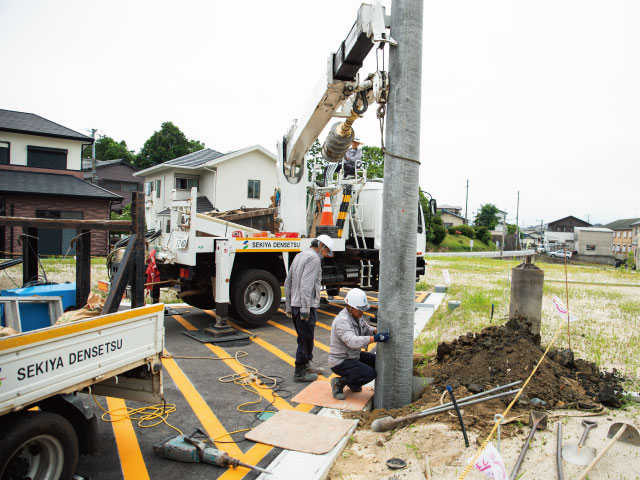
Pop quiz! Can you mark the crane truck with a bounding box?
[147,2,427,327]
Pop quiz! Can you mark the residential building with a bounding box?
[632,220,640,266]
[545,215,591,249]
[437,205,467,227]
[135,146,277,232]
[0,109,121,256]
[574,227,614,265]
[82,158,143,212]
[604,218,640,260]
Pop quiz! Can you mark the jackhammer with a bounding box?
[154,428,272,475]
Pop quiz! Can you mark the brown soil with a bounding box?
[350,318,624,439]
[418,317,624,409]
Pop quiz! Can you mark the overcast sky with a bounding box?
[1,1,638,227]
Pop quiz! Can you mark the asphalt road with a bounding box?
[73,293,384,480]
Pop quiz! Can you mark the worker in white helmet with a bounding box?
[328,288,390,400]
[285,234,334,382]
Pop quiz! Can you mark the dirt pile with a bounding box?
[417,317,624,409]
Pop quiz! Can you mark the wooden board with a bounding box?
[245,409,355,455]
[291,379,374,411]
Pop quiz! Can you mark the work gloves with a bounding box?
[299,312,309,321]
[374,332,391,343]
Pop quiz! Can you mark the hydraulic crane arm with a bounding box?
[281,2,395,183]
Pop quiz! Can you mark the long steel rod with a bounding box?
[418,381,522,416]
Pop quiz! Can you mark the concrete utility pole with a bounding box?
[375,0,424,410]
[501,210,507,256]
[90,128,98,184]
[515,191,520,250]
[464,179,469,225]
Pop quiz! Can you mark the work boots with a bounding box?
[304,361,327,377]
[294,364,318,383]
[331,377,347,400]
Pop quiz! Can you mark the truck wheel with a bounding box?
[231,269,281,326]
[0,411,79,480]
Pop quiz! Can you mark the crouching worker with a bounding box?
[328,288,390,400]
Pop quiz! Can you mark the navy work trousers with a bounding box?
[292,307,317,366]
[330,351,376,390]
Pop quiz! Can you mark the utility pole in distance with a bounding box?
[375,0,423,409]
[464,179,469,225]
[90,128,98,184]
[515,191,520,250]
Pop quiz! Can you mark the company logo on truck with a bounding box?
[235,238,301,252]
[15,339,124,381]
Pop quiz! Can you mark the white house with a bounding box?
[574,227,614,264]
[134,146,277,232]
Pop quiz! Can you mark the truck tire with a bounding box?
[231,269,281,326]
[0,411,79,480]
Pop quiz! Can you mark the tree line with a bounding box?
[82,121,204,169]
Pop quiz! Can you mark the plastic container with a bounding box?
[0,283,76,332]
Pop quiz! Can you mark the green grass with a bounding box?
[427,234,496,252]
[415,257,640,388]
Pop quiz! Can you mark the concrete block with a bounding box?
[448,300,461,310]
[435,285,447,293]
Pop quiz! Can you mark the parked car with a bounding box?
[537,245,547,253]
[549,250,572,259]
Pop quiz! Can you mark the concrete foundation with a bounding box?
[509,258,544,336]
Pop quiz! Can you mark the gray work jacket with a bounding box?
[328,308,375,368]
[284,247,322,315]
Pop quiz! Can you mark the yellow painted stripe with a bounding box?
[417,292,428,303]
[106,397,150,480]
[161,353,244,458]
[0,303,164,351]
[172,314,198,331]
[228,320,296,366]
[179,311,298,410]
[267,320,330,353]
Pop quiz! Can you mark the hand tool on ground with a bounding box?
[556,422,564,480]
[562,419,598,465]
[577,422,640,480]
[153,428,272,475]
[509,411,548,480]
[447,385,470,447]
[371,381,521,432]
[494,414,504,452]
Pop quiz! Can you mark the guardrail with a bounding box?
[425,250,536,258]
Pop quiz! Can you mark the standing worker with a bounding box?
[285,234,334,382]
[328,288,390,400]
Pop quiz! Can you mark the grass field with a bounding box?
[426,234,496,252]
[416,256,640,390]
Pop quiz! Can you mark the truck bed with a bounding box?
[0,304,164,416]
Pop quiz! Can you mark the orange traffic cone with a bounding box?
[320,193,334,226]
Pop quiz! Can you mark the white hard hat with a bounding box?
[353,137,362,144]
[345,288,370,311]
[315,234,334,257]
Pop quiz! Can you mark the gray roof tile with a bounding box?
[604,218,640,230]
[0,170,122,200]
[0,109,93,142]
[163,148,227,168]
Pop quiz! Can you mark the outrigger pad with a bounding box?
[182,329,251,345]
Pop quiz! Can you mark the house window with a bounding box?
[122,182,140,193]
[586,245,595,251]
[175,177,198,191]
[156,179,162,198]
[617,231,621,237]
[0,141,9,164]
[623,231,628,238]
[247,179,261,199]
[35,210,83,255]
[27,146,67,169]
[145,182,153,196]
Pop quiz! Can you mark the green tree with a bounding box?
[83,135,136,164]
[474,203,500,230]
[136,122,205,169]
[110,203,131,220]
[360,145,384,178]
[306,139,325,181]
